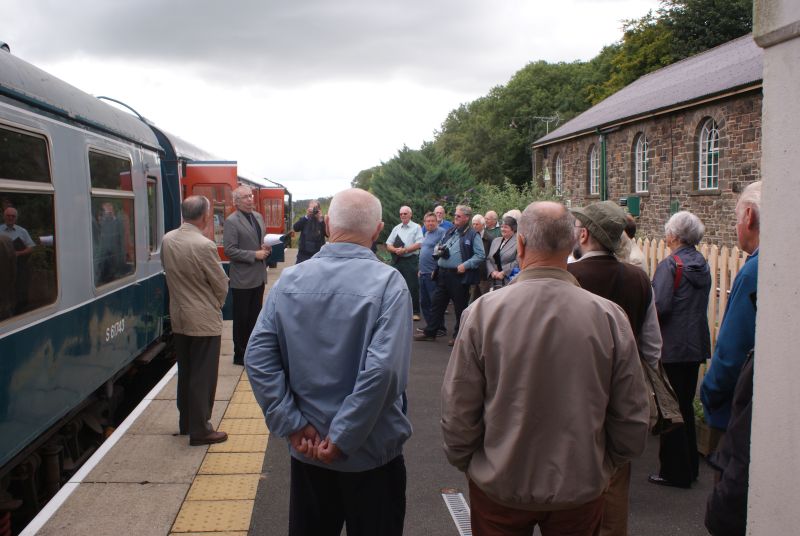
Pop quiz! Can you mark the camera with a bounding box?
[312,206,320,216]
[432,244,450,260]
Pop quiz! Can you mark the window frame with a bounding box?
[634,134,649,193]
[588,145,599,196]
[88,148,136,288]
[698,119,720,190]
[0,122,59,321]
[554,154,563,195]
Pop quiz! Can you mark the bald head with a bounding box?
[327,188,383,246]
[518,202,576,267]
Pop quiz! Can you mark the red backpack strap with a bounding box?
[672,254,684,292]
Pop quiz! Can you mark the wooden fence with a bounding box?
[636,238,749,350]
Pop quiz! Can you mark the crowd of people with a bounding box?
[161,181,761,535]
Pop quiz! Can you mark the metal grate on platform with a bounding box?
[442,491,472,536]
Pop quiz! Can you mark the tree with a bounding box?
[664,0,753,58]
[467,180,561,218]
[350,165,381,191]
[370,144,476,240]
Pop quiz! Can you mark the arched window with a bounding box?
[555,154,563,195]
[698,119,719,190]
[589,145,599,195]
[634,134,648,193]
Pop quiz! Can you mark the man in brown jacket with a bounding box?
[162,196,230,446]
[441,201,649,536]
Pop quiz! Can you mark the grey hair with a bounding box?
[518,202,576,254]
[328,188,382,237]
[182,195,209,222]
[456,204,472,218]
[232,185,253,203]
[736,181,761,228]
[485,210,498,220]
[664,211,705,246]
[503,209,522,222]
[472,214,485,225]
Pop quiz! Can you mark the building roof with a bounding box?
[534,34,762,147]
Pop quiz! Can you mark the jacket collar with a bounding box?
[315,241,380,261]
[513,266,580,287]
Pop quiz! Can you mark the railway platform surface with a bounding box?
[22,246,716,536]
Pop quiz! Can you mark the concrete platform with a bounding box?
[23,250,295,536]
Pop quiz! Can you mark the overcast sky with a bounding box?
[1,0,660,199]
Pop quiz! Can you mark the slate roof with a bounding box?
[534,34,762,147]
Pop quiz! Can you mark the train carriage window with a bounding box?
[262,198,283,229]
[146,177,159,253]
[191,184,233,245]
[0,127,51,183]
[89,151,135,287]
[0,126,57,321]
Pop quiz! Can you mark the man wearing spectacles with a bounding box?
[224,185,271,366]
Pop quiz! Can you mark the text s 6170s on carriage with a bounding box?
[0,46,287,529]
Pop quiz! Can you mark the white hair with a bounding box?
[503,209,522,222]
[327,188,382,238]
[472,214,485,225]
[664,211,705,247]
[736,180,761,228]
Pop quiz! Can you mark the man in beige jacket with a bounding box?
[441,201,650,535]
[162,196,230,446]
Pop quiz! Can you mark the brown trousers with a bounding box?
[599,462,631,536]
[469,480,604,536]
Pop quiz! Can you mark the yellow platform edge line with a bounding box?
[171,369,270,534]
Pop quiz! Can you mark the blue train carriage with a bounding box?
[0,48,170,505]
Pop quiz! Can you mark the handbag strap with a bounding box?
[672,254,683,293]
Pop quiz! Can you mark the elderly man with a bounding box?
[701,181,761,431]
[386,206,424,320]
[2,206,35,312]
[434,205,453,231]
[484,210,501,240]
[2,207,35,257]
[568,200,662,535]
[224,185,271,366]
[293,200,327,263]
[162,196,229,445]
[414,205,485,346]
[418,212,446,334]
[246,188,412,536]
[442,202,649,536]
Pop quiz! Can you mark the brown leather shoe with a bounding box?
[447,339,455,347]
[190,431,228,446]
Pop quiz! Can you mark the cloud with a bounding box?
[2,0,656,92]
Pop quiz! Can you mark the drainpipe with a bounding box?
[596,128,608,201]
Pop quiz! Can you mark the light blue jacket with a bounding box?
[701,248,758,429]
[245,242,413,471]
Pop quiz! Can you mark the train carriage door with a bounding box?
[259,187,285,262]
[181,162,237,260]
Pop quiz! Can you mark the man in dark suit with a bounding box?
[224,185,271,366]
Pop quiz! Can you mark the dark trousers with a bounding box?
[394,255,420,314]
[469,480,604,536]
[175,334,221,437]
[424,269,469,338]
[419,272,437,325]
[659,361,701,485]
[296,250,315,263]
[288,455,406,536]
[232,283,265,363]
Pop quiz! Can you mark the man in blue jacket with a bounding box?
[701,181,761,431]
[245,188,412,536]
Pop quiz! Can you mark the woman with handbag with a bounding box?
[485,216,518,290]
[649,211,712,488]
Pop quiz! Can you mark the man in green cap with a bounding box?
[567,200,662,536]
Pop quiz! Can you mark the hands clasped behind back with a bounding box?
[289,424,343,464]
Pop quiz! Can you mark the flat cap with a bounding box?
[571,201,627,252]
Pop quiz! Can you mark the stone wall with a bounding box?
[534,90,762,247]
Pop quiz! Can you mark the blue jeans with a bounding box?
[418,273,437,326]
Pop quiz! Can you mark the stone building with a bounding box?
[532,34,762,247]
